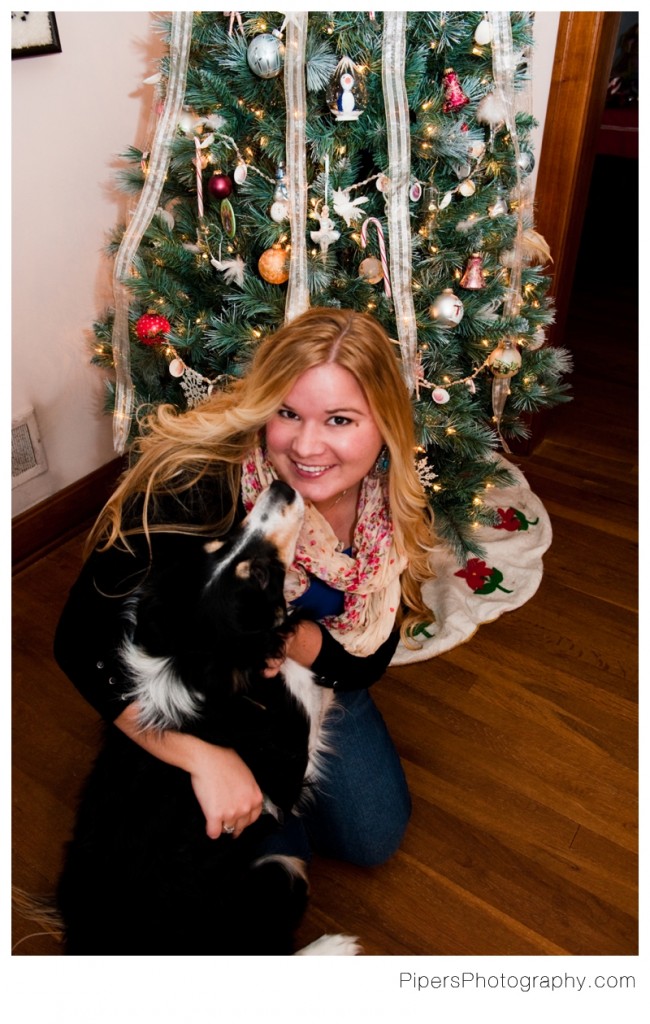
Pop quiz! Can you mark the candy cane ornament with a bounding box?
[360,217,391,298]
[194,137,204,220]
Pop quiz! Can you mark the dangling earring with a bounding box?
[373,445,390,476]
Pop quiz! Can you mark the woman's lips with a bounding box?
[291,461,334,478]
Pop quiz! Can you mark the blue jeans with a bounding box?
[262,688,411,867]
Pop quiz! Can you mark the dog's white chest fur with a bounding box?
[279,659,333,783]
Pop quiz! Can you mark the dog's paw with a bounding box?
[295,933,361,956]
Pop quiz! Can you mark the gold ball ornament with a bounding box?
[359,256,384,285]
[258,246,289,285]
[487,339,522,378]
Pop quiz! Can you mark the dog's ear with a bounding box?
[235,558,271,590]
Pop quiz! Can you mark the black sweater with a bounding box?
[53,474,398,723]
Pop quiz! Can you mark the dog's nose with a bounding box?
[269,479,297,505]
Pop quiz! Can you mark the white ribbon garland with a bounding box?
[489,11,527,319]
[381,12,418,394]
[283,11,310,322]
[488,12,531,452]
[111,11,194,453]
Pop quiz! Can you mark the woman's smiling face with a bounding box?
[264,362,384,511]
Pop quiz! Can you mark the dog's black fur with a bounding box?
[57,481,351,956]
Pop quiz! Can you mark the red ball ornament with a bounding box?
[136,313,171,346]
[208,173,233,200]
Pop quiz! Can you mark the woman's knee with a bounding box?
[344,788,412,868]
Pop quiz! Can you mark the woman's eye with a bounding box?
[278,407,299,420]
[329,415,352,426]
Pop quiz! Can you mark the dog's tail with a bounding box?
[12,886,64,953]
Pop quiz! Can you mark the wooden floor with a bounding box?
[12,168,637,957]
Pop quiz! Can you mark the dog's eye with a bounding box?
[235,560,252,580]
[235,559,270,589]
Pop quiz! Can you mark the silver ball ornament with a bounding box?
[247,33,285,79]
[517,149,535,174]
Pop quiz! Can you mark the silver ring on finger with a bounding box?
[222,824,235,834]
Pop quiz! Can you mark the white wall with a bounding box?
[531,11,561,193]
[11,11,559,517]
[11,11,165,515]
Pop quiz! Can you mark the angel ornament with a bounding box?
[331,188,369,227]
[310,205,340,256]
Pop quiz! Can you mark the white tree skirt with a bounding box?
[393,459,552,665]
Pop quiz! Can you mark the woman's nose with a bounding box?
[290,421,325,456]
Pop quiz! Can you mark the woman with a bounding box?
[54,307,436,867]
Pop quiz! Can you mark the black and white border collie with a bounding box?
[57,480,360,956]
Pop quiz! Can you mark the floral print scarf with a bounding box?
[241,447,406,656]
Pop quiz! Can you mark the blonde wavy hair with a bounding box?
[90,307,437,641]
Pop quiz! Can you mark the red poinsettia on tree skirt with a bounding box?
[455,557,513,595]
[494,506,539,532]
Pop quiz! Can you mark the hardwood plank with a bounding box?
[521,457,637,541]
[535,520,636,611]
[400,804,636,956]
[300,852,571,956]
[378,688,635,854]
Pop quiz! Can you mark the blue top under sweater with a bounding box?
[291,548,352,619]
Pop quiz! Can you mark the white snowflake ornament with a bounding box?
[416,455,438,492]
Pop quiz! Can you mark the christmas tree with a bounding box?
[92,10,570,559]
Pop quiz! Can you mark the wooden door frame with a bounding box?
[534,11,620,345]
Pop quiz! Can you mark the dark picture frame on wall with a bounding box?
[11,12,61,59]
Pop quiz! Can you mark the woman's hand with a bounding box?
[188,743,264,839]
[114,703,263,839]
